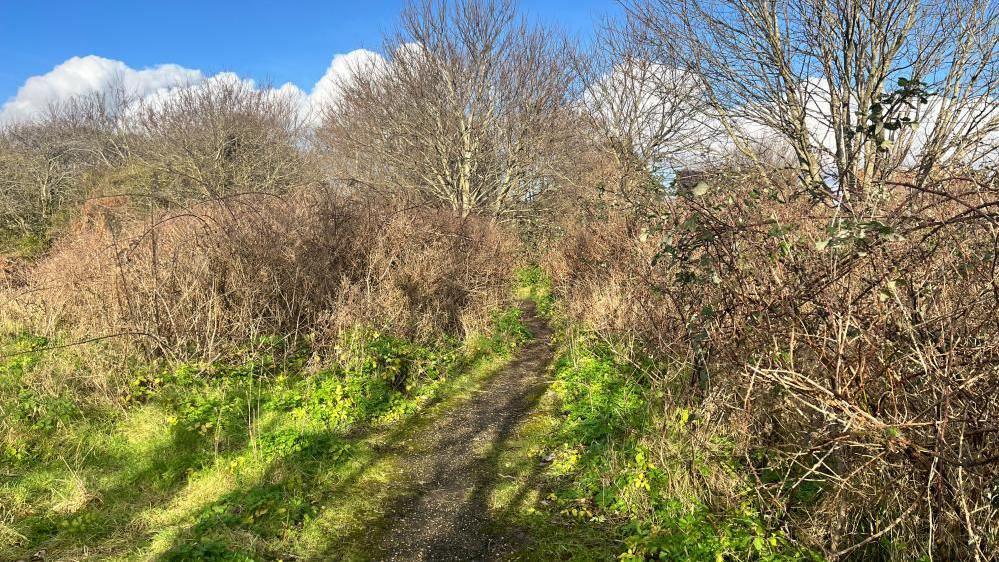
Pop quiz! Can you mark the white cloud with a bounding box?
[135,71,270,113]
[0,49,385,125]
[0,56,203,123]
[309,49,385,113]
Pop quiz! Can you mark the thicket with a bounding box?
[530,0,999,558]
[0,11,522,557]
[0,306,531,559]
[539,171,999,558]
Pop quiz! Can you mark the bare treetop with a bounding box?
[320,0,575,218]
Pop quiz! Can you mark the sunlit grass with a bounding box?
[0,310,526,561]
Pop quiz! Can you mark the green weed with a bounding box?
[491,323,816,561]
[515,265,555,317]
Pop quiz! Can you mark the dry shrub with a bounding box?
[546,169,999,559]
[132,77,316,201]
[16,188,516,362]
[0,77,321,249]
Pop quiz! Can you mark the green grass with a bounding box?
[485,339,816,561]
[0,312,530,561]
[514,264,554,318]
[1,264,822,561]
[0,231,52,260]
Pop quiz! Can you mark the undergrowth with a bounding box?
[0,308,530,561]
[500,266,818,561]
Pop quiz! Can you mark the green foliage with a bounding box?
[302,366,394,430]
[191,484,316,538]
[0,333,48,381]
[490,308,533,350]
[535,335,814,561]
[1,334,85,465]
[619,503,801,562]
[0,231,51,258]
[855,77,931,151]
[298,330,463,430]
[162,538,256,562]
[0,307,529,560]
[9,389,80,433]
[544,345,651,516]
[515,264,554,317]
[814,218,904,254]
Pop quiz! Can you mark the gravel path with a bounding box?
[370,301,553,561]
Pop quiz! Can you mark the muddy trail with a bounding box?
[365,300,554,561]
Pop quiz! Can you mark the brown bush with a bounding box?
[18,188,516,361]
[545,168,999,559]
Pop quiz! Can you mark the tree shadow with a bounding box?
[67,302,557,561]
[334,303,554,561]
[155,338,519,560]
[4,411,255,562]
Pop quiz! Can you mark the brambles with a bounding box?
[542,166,999,558]
[21,189,515,362]
[532,0,999,555]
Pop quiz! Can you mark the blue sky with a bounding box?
[0,0,621,109]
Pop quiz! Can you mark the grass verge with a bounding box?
[0,309,530,561]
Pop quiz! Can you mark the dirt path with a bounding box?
[369,301,553,561]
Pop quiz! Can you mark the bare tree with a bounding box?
[0,76,319,242]
[575,19,716,205]
[0,88,129,237]
[628,0,999,206]
[0,125,75,235]
[134,77,314,202]
[319,0,575,218]
[600,0,999,557]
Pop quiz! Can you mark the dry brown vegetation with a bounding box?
[544,165,999,559]
[0,59,518,413]
[24,191,514,359]
[538,0,999,556]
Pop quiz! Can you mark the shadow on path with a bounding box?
[355,300,553,561]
